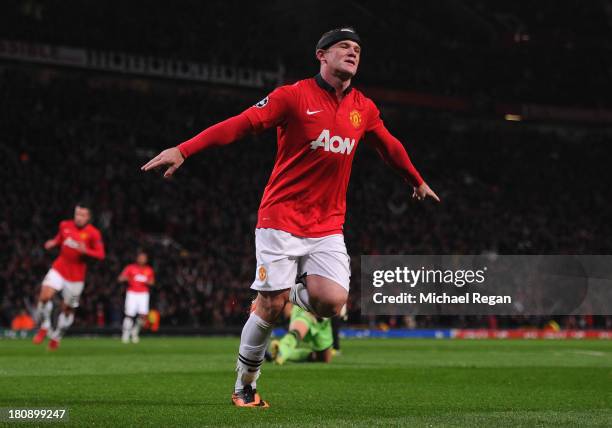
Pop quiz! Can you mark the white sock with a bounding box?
[235,313,272,393]
[51,312,74,340]
[122,317,134,339]
[38,301,53,330]
[289,281,315,313]
[131,317,142,337]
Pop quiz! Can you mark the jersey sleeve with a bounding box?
[177,84,295,158]
[54,221,66,245]
[365,99,385,132]
[177,113,253,158]
[119,265,131,279]
[242,85,295,132]
[84,228,105,261]
[364,99,424,187]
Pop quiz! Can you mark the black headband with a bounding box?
[316,28,361,51]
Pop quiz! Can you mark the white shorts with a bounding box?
[124,291,150,317]
[251,228,351,292]
[42,269,85,308]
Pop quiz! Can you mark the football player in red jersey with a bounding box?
[118,251,155,343]
[143,27,439,407]
[33,203,105,350]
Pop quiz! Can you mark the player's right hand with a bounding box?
[412,182,441,202]
[141,147,185,178]
[44,239,56,250]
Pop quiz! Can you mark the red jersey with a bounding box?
[179,74,423,238]
[120,264,155,293]
[51,220,105,281]
[243,75,422,237]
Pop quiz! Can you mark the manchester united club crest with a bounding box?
[349,110,362,128]
[258,265,267,281]
[80,232,88,240]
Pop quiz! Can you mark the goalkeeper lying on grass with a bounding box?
[267,303,334,364]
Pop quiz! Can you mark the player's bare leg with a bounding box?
[48,303,75,351]
[314,347,333,363]
[232,289,287,408]
[33,285,56,344]
[290,274,347,318]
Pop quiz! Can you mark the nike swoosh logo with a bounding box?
[306,109,323,115]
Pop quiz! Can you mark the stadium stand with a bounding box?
[1,1,611,330]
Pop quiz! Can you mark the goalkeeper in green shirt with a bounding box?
[268,304,334,364]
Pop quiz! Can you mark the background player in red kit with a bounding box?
[142,27,439,407]
[119,250,155,343]
[33,203,105,350]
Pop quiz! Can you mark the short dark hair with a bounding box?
[75,200,93,211]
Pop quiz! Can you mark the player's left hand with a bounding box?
[412,182,441,202]
[76,242,87,254]
[141,147,185,178]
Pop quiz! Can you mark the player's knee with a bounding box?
[39,286,55,301]
[313,300,344,318]
[304,275,347,317]
[61,304,75,315]
[309,290,347,317]
[256,290,289,322]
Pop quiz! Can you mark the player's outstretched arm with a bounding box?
[44,239,58,250]
[141,113,253,178]
[367,125,441,203]
[44,227,62,250]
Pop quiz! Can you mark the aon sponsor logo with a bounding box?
[310,129,355,155]
[63,237,80,249]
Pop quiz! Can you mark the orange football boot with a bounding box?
[231,385,269,408]
[32,328,48,345]
[47,338,60,351]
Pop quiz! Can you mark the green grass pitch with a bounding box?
[1,337,611,427]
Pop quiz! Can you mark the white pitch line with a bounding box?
[568,350,606,357]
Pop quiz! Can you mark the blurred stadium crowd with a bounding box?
[1,1,611,330]
[2,66,610,329]
[3,0,612,106]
